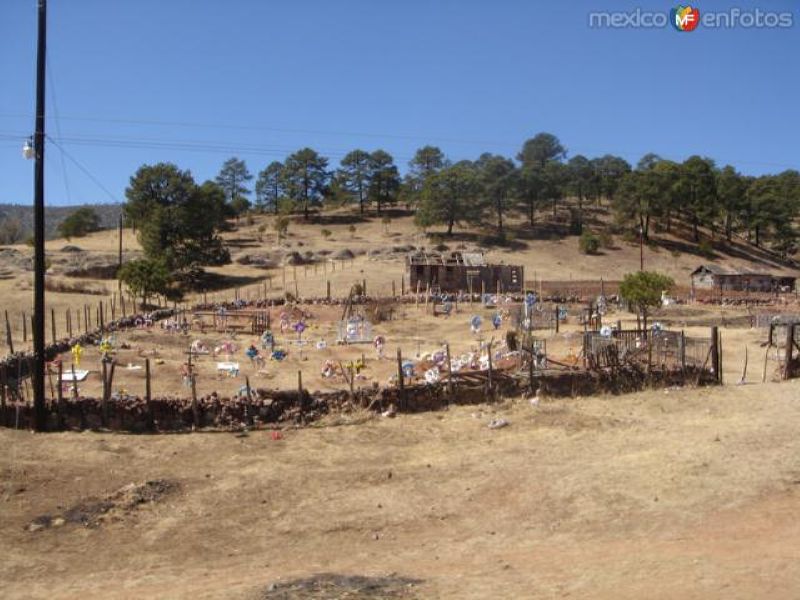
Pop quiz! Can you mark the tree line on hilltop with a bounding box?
[114,133,798,306]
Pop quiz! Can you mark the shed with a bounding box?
[407,251,524,294]
[690,265,796,292]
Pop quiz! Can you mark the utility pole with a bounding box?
[118,213,123,291]
[33,0,48,431]
[639,223,644,271]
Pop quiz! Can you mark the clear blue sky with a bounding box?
[1,0,798,206]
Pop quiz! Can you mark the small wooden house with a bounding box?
[407,251,524,294]
[690,265,796,292]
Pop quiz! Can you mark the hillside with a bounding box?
[0,203,123,242]
[0,200,797,325]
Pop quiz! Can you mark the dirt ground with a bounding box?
[28,299,785,401]
[1,376,799,599]
[2,209,800,598]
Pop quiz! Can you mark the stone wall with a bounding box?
[0,366,715,433]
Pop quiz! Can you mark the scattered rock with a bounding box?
[488,418,509,430]
[332,248,354,260]
[63,261,119,279]
[282,251,306,266]
[60,245,83,253]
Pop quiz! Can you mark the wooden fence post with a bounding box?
[487,340,494,397]
[296,370,304,421]
[1,366,7,427]
[70,364,78,399]
[784,323,795,380]
[101,361,109,427]
[397,348,406,411]
[445,343,455,401]
[145,358,153,431]
[528,339,535,392]
[191,366,199,430]
[57,361,63,429]
[680,330,686,373]
[710,326,720,383]
[22,312,27,343]
[50,308,56,343]
[4,310,13,354]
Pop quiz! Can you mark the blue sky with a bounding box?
[1,0,798,206]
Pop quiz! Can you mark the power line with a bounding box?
[0,111,797,171]
[0,111,516,149]
[46,54,73,205]
[46,136,121,203]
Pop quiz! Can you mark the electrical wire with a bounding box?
[46,55,73,205]
[46,135,121,203]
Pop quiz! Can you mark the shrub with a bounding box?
[578,231,600,255]
[274,216,290,241]
[670,249,681,259]
[348,224,357,238]
[321,229,332,240]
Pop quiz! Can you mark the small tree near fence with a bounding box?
[119,258,170,310]
[619,271,675,331]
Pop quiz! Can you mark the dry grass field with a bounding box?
[2,207,800,598]
[1,377,799,599]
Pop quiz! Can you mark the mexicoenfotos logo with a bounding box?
[671,5,700,31]
[588,5,794,29]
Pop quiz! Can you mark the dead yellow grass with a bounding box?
[1,378,799,599]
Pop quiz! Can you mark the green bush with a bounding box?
[274,216,290,241]
[579,231,600,255]
[321,228,332,239]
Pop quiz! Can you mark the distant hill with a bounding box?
[0,203,123,241]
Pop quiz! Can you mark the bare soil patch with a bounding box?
[26,479,178,531]
[259,573,421,599]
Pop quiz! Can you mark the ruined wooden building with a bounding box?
[690,265,797,293]
[407,251,524,293]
